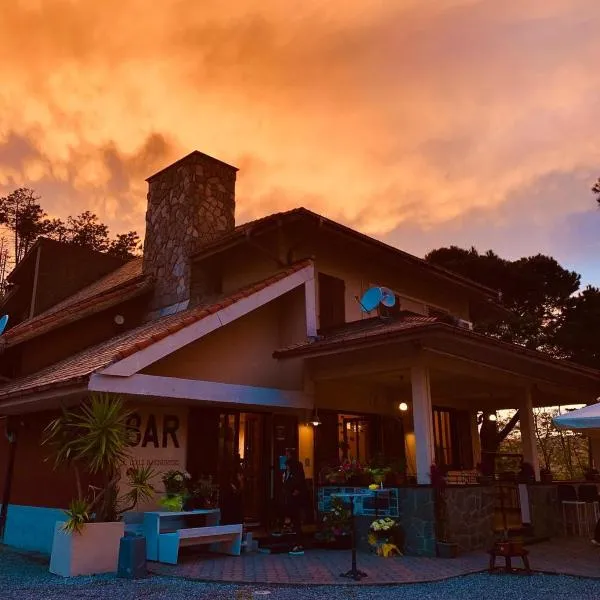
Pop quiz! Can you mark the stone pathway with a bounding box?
[150,537,600,585]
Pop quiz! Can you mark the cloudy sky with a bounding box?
[1,0,599,284]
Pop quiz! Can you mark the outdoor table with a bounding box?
[143,509,221,561]
[331,491,373,581]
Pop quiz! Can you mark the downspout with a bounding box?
[29,244,42,319]
[0,417,18,540]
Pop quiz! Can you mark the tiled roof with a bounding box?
[2,259,149,347]
[0,260,312,401]
[192,207,502,302]
[273,314,438,358]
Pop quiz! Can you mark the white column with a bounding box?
[411,365,435,484]
[470,410,481,467]
[520,387,540,481]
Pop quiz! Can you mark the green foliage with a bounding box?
[62,498,91,535]
[42,393,156,526]
[158,494,185,512]
[43,393,133,474]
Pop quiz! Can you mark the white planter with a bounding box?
[49,520,125,577]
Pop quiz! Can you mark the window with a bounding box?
[432,407,460,469]
[318,272,345,330]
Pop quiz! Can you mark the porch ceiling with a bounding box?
[305,328,599,409]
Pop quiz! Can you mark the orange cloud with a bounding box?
[0,0,598,243]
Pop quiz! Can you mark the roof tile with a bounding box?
[0,259,312,402]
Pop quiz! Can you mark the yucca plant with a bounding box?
[43,393,157,531]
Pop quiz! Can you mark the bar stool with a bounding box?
[558,484,587,536]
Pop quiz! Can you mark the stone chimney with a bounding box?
[143,151,238,314]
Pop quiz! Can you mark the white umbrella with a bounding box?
[553,402,600,432]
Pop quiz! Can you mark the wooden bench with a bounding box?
[158,524,243,564]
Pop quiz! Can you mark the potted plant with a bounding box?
[159,469,191,511]
[476,462,494,485]
[540,467,553,484]
[431,463,458,558]
[315,497,352,549]
[43,394,156,577]
[367,517,403,557]
[184,476,218,510]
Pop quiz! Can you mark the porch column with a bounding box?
[411,366,434,484]
[520,387,540,481]
[470,410,481,467]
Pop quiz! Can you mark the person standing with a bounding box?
[282,454,308,555]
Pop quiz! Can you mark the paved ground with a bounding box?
[1,538,600,599]
[150,537,600,584]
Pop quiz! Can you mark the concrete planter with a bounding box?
[49,521,125,577]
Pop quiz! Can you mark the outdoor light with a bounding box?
[310,408,322,427]
[399,402,409,412]
[488,413,497,422]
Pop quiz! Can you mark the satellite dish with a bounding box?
[380,287,396,308]
[359,287,383,312]
[0,315,8,336]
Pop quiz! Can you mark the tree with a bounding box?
[593,178,600,205]
[108,231,141,259]
[479,410,521,474]
[425,247,580,353]
[554,286,600,369]
[65,211,110,253]
[0,188,61,263]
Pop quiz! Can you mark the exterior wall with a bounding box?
[398,487,436,556]
[315,380,398,416]
[143,152,237,312]
[0,411,99,509]
[209,223,473,330]
[15,295,149,376]
[143,289,305,391]
[445,486,495,552]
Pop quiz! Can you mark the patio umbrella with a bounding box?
[553,402,600,433]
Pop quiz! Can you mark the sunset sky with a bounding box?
[1,0,599,284]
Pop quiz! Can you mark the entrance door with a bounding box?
[218,412,265,525]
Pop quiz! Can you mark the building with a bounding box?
[1,150,599,556]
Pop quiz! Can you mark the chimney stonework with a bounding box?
[142,151,237,313]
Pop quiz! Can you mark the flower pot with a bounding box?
[436,541,459,558]
[49,521,125,577]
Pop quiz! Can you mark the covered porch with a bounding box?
[275,319,600,554]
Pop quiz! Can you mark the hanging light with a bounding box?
[488,413,497,422]
[310,408,322,427]
[399,402,409,412]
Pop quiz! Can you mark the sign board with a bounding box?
[121,406,188,510]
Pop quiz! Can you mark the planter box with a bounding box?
[49,521,125,577]
[436,541,459,558]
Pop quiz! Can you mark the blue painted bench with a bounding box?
[158,523,243,564]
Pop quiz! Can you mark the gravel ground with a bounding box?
[2,548,600,599]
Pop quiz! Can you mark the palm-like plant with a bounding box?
[43,393,157,529]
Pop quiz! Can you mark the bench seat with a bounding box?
[158,524,243,564]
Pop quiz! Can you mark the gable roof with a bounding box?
[191,207,503,304]
[0,260,313,403]
[2,259,149,347]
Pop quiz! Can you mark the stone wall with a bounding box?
[143,151,237,313]
[445,486,495,552]
[398,487,436,556]
[528,484,561,538]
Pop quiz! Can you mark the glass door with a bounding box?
[218,411,265,525]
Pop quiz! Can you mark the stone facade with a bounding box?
[445,486,495,552]
[528,484,561,539]
[142,151,237,313]
[398,487,436,556]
